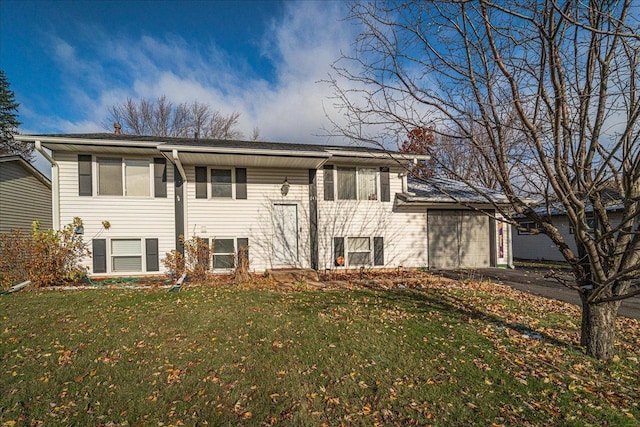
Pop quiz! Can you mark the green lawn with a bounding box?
[1,279,638,426]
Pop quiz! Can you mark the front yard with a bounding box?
[1,275,638,426]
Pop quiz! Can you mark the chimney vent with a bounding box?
[114,122,122,135]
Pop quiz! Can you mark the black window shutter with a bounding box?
[93,239,107,273]
[334,237,344,266]
[374,237,384,266]
[380,167,390,202]
[236,168,247,199]
[153,158,167,198]
[237,238,249,268]
[195,167,207,199]
[323,165,334,201]
[146,238,159,272]
[78,155,92,196]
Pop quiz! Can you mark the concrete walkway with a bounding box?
[433,268,640,320]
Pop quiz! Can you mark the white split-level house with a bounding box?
[15,133,513,276]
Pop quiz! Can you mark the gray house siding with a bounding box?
[0,157,52,233]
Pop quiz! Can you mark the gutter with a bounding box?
[35,140,60,230]
[172,149,187,182]
[172,149,188,240]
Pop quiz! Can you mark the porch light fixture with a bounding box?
[281,177,290,196]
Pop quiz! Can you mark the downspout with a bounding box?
[35,141,60,230]
[172,149,188,242]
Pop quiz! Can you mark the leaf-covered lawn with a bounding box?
[1,277,638,426]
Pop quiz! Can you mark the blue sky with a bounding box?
[0,0,356,144]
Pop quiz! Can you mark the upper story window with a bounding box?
[78,155,166,198]
[211,169,232,198]
[337,167,378,201]
[195,167,247,200]
[97,157,150,197]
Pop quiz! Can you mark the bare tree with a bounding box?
[329,0,640,360]
[105,96,254,140]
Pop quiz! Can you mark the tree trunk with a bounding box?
[580,296,620,360]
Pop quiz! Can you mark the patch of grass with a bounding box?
[514,258,572,270]
[1,281,638,426]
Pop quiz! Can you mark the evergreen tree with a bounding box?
[0,70,29,158]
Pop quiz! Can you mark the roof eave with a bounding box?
[159,144,331,159]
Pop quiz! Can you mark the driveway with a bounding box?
[433,268,640,320]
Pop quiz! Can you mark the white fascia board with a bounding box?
[326,150,430,161]
[159,144,332,159]
[14,135,159,148]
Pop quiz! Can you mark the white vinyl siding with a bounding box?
[317,166,428,270]
[111,239,143,272]
[55,152,175,276]
[187,167,310,272]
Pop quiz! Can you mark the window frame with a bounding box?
[517,221,541,235]
[347,236,372,267]
[569,215,595,234]
[212,238,236,270]
[211,168,234,199]
[110,238,144,273]
[96,157,154,197]
[334,167,380,201]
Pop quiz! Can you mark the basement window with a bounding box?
[213,238,235,269]
[111,239,143,272]
[348,237,371,266]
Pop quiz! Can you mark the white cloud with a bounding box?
[34,1,358,144]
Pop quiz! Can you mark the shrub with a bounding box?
[0,218,90,289]
[234,245,251,284]
[162,235,211,283]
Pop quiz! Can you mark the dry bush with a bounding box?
[0,219,90,289]
[162,235,211,283]
[233,245,251,284]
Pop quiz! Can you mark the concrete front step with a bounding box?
[266,268,323,286]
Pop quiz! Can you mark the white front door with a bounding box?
[273,203,299,265]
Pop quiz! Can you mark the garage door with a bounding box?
[427,210,490,269]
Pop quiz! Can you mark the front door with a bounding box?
[273,203,299,265]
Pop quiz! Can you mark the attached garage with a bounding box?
[427,210,491,269]
[396,178,513,269]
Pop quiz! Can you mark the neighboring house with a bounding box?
[0,154,52,233]
[14,133,513,276]
[512,205,624,261]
